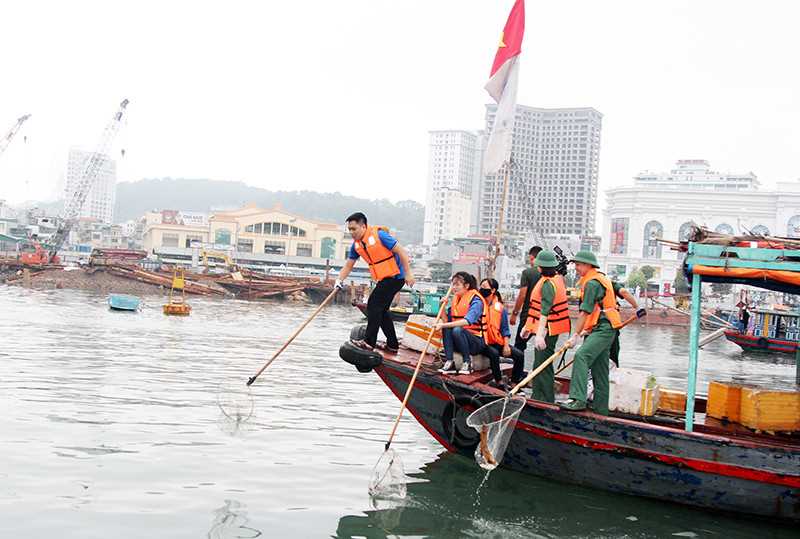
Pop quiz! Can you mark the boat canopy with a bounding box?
[682,239,800,432]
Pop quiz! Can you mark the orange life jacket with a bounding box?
[450,289,487,339]
[352,225,401,282]
[526,275,571,336]
[485,296,507,346]
[578,268,623,332]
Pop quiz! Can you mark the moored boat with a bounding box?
[108,294,141,311]
[724,308,800,355]
[341,237,800,521]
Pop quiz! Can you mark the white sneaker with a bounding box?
[438,360,456,373]
[458,363,471,375]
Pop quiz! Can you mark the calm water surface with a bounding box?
[0,287,796,538]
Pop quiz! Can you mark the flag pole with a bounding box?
[491,159,511,278]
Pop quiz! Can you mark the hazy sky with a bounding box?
[0,0,798,208]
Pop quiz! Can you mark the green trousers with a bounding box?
[569,319,616,415]
[531,334,560,403]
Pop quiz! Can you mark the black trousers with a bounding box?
[483,343,525,383]
[365,277,405,348]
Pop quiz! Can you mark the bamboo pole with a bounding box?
[491,161,511,278]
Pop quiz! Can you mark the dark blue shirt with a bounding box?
[348,229,404,279]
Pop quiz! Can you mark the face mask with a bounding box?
[479,288,492,298]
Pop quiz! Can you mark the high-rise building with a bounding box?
[423,130,480,245]
[477,105,602,239]
[65,148,117,224]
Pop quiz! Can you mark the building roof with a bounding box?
[209,203,341,229]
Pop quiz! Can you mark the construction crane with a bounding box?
[0,114,31,159]
[46,99,129,262]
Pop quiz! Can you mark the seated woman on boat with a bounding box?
[434,272,487,374]
[478,278,525,391]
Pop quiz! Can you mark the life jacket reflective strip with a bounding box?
[352,225,401,281]
[485,297,507,346]
[450,289,487,339]
[578,269,623,332]
[526,275,571,336]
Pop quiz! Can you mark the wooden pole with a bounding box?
[685,272,702,432]
[384,285,453,450]
[246,288,338,386]
[491,161,511,278]
[553,314,640,376]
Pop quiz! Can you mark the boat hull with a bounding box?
[108,294,140,311]
[723,330,798,355]
[373,356,800,521]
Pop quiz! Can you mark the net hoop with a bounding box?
[466,396,526,470]
[216,382,255,423]
[368,448,407,500]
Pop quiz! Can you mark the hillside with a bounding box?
[114,178,425,244]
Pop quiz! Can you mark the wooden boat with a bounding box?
[108,294,141,311]
[724,308,800,355]
[163,268,191,316]
[352,289,445,322]
[341,240,800,521]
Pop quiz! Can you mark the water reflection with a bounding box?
[208,499,261,538]
[336,452,797,539]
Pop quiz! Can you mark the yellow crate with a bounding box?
[707,381,742,422]
[658,388,687,415]
[740,387,800,433]
[639,387,660,416]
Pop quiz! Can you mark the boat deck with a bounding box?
[380,344,800,451]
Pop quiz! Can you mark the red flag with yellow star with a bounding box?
[484,0,525,175]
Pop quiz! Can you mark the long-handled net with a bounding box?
[466,396,525,470]
[216,382,255,423]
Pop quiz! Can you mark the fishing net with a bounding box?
[216,382,255,424]
[466,396,526,470]
[368,448,407,500]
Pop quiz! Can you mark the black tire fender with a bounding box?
[441,394,485,452]
[339,340,382,373]
[349,324,368,342]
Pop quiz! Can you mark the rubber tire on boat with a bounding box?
[441,394,484,452]
[349,324,368,342]
[339,340,382,373]
[660,310,668,319]
[757,337,769,350]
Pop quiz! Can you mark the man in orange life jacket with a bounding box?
[520,250,571,403]
[336,212,414,352]
[434,272,486,374]
[560,251,623,414]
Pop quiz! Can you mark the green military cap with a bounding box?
[534,250,559,268]
[571,250,599,268]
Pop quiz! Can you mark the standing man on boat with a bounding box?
[520,250,571,402]
[336,212,414,353]
[510,246,542,351]
[560,251,623,414]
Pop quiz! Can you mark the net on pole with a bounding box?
[466,396,525,470]
[368,448,407,500]
[216,382,255,423]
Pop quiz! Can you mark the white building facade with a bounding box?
[478,105,602,238]
[600,160,800,291]
[423,130,480,245]
[65,148,117,224]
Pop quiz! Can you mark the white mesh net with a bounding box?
[368,448,407,500]
[466,396,526,470]
[216,382,255,424]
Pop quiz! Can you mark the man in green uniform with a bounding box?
[510,246,542,351]
[520,250,571,402]
[560,251,621,414]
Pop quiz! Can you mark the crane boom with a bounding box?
[0,114,31,158]
[48,99,129,259]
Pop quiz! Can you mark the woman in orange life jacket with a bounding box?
[433,272,487,374]
[336,212,414,352]
[478,278,525,391]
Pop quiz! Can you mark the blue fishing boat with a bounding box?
[108,294,141,312]
[340,238,800,522]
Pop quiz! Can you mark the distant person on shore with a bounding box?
[510,246,543,351]
[434,272,487,374]
[337,212,414,353]
[479,278,525,390]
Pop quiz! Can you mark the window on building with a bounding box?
[642,221,663,259]
[296,242,313,257]
[787,216,800,238]
[162,233,179,248]
[245,224,254,233]
[678,221,696,242]
[185,235,203,248]
[320,237,336,259]
[751,225,770,236]
[715,223,734,235]
[254,223,263,234]
[264,241,285,255]
[237,238,253,253]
